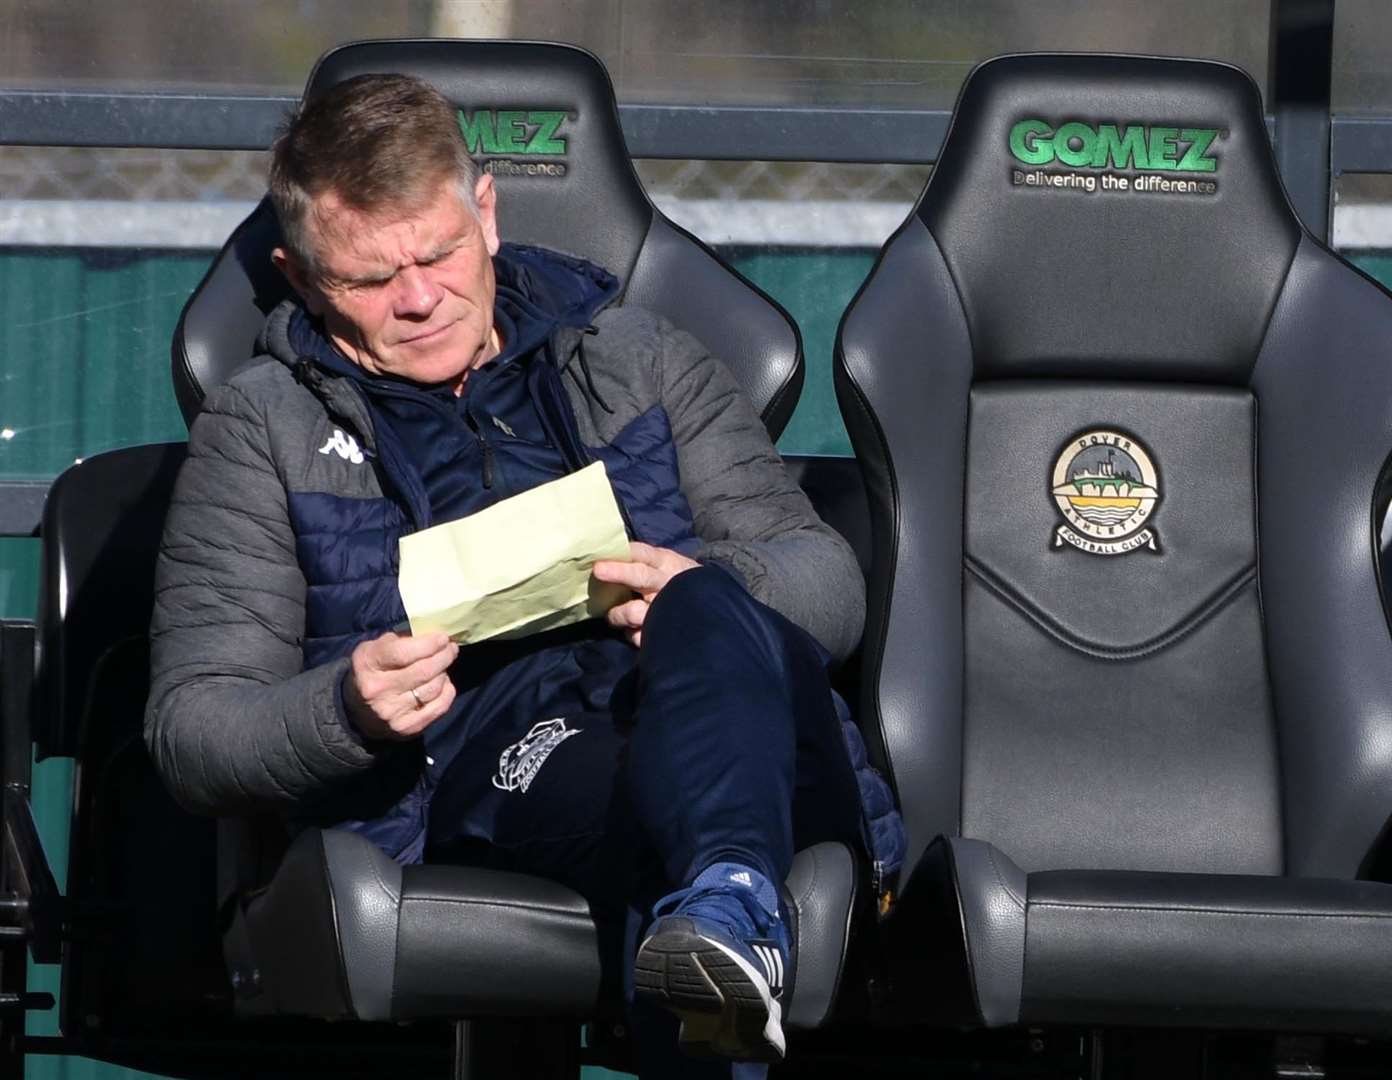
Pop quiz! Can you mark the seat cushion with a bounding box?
[391,862,614,1019]
[890,836,1392,1036]
[229,829,858,1026]
[1023,868,1392,1033]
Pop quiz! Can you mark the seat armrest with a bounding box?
[391,862,609,1019]
[228,828,406,1020]
[323,829,403,1021]
[231,831,865,1026]
[882,836,1025,1027]
[950,839,1026,1026]
[228,829,356,1018]
[784,841,859,1030]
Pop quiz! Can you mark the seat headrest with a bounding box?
[305,39,652,278]
[916,53,1302,381]
[172,40,652,420]
[174,40,801,431]
[172,39,801,431]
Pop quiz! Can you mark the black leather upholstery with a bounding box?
[231,829,354,1018]
[920,53,1299,380]
[227,829,857,1026]
[324,829,404,1020]
[835,217,973,862]
[947,840,1025,1029]
[1021,867,1392,1032]
[171,201,283,424]
[963,383,1280,875]
[837,51,1392,1035]
[895,838,1392,1036]
[875,835,1027,1029]
[391,863,611,1019]
[35,445,230,1040]
[783,842,859,1030]
[623,216,805,436]
[1250,236,1392,879]
[36,443,188,759]
[171,39,802,437]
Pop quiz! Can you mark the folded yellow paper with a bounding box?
[398,460,632,644]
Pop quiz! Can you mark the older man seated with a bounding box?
[145,72,902,1077]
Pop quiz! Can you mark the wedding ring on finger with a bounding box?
[409,686,424,709]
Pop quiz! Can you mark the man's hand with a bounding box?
[343,630,459,740]
[592,541,700,647]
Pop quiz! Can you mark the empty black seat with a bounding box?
[836,52,1392,1034]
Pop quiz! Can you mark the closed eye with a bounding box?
[420,243,463,267]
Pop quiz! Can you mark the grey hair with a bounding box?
[269,73,481,273]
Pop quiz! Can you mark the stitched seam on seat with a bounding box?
[794,847,822,909]
[407,895,592,914]
[1031,901,1392,920]
[964,557,1256,661]
[1246,228,1304,387]
[985,847,1025,911]
[922,215,979,365]
[365,859,401,905]
[833,322,904,815]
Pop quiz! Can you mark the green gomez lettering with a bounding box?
[457,109,569,155]
[1009,119,1220,173]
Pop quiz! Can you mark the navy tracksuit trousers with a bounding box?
[424,566,866,1078]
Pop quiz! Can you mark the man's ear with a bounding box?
[474,173,501,257]
[272,246,323,315]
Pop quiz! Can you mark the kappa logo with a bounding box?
[318,428,364,465]
[1050,430,1162,556]
[492,718,582,794]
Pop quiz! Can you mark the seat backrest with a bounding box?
[32,440,500,1075]
[171,39,802,434]
[838,53,1392,881]
[33,444,231,1036]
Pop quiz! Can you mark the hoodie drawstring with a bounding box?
[577,326,615,415]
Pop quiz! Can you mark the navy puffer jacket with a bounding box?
[146,245,904,881]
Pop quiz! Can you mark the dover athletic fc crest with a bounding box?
[1050,430,1161,556]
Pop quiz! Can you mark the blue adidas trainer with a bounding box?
[634,861,792,1061]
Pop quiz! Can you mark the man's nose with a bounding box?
[394,264,442,317]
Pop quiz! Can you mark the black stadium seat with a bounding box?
[173,39,806,436]
[837,52,1392,1035]
[28,38,868,1079]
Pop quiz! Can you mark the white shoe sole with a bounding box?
[634,924,787,1062]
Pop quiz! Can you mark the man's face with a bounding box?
[274,172,501,390]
